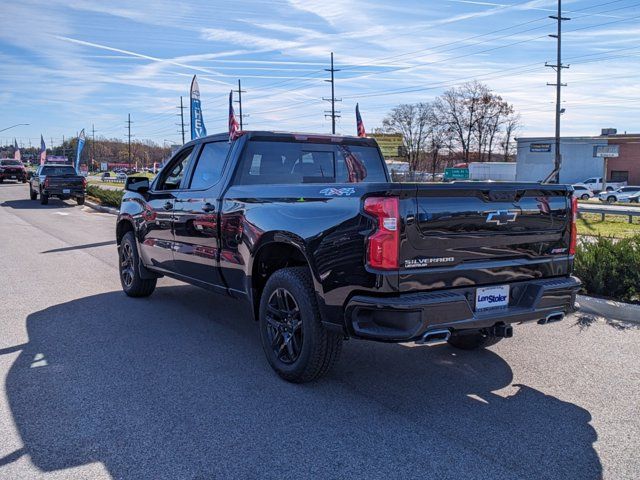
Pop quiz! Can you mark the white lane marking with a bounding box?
[53,212,70,216]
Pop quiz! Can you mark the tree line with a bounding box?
[381,81,520,174]
[1,137,171,169]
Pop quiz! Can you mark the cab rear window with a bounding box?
[234,140,387,185]
[41,166,77,176]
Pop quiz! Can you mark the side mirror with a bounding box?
[125,176,150,193]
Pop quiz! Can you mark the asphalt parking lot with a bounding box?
[1,181,638,480]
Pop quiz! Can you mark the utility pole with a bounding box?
[233,79,246,130]
[545,0,570,183]
[91,124,96,171]
[62,135,66,159]
[126,114,132,169]
[177,96,186,145]
[323,52,341,134]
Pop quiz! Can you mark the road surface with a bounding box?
[1,181,638,480]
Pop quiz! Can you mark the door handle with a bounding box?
[202,202,215,213]
[163,201,173,211]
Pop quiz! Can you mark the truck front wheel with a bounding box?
[119,231,156,297]
[447,331,502,350]
[259,267,342,383]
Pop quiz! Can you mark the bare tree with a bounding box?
[501,113,521,161]
[382,103,432,171]
[433,81,516,162]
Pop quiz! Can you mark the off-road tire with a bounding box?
[447,331,503,350]
[29,186,37,200]
[40,192,49,205]
[259,267,342,383]
[76,196,85,205]
[119,231,156,297]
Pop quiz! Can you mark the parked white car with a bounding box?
[598,186,640,204]
[571,184,594,200]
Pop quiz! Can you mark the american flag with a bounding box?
[228,90,240,142]
[339,145,367,183]
[355,103,366,138]
[13,139,21,161]
[39,135,46,165]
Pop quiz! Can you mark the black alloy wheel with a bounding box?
[265,288,303,364]
[120,241,135,289]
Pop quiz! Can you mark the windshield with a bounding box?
[1,160,22,166]
[40,166,77,176]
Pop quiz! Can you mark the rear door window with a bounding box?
[188,141,230,189]
[234,140,387,185]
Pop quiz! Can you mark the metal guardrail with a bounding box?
[578,204,640,224]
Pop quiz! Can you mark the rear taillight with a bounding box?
[44,177,50,188]
[364,197,399,270]
[569,196,578,255]
[82,177,87,188]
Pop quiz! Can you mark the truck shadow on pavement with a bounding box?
[1,198,78,210]
[3,285,602,480]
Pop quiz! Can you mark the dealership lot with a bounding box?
[0,182,638,480]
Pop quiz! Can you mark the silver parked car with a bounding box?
[598,186,640,204]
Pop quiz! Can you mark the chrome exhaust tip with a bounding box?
[415,329,451,345]
[538,312,565,325]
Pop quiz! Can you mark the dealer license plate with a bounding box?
[475,285,510,311]
[63,188,70,194]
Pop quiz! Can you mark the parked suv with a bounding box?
[0,159,27,183]
[598,186,640,204]
[116,131,580,382]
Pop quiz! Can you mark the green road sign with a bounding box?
[444,167,469,180]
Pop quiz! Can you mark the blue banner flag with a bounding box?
[75,129,86,171]
[190,75,207,140]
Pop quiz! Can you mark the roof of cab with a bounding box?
[184,130,378,147]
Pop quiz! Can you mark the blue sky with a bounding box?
[1,0,639,147]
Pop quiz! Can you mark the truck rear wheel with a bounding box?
[119,231,156,297]
[447,331,502,350]
[29,186,37,200]
[40,192,49,205]
[76,196,85,205]
[259,267,342,383]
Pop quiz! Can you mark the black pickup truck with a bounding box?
[116,131,580,382]
[29,164,86,205]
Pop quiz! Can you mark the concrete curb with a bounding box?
[84,199,118,215]
[576,294,640,324]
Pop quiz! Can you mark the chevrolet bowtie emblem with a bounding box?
[486,210,518,225]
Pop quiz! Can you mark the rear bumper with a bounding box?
[43,188,84,197]
[0,172,26,180]
[345,276,581,342]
